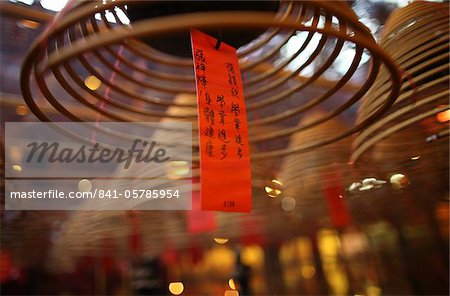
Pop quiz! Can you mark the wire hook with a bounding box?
[215,29,222,50]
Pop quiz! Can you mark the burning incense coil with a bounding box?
[21,0,401,160]
[351,2,449,175]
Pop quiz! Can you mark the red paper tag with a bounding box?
[191,29,252,212]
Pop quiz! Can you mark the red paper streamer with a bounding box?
[191,29,252,212]
[322,168,351,228]
[324,185,350,228]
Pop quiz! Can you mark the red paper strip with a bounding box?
[128,211,141,257]
[187,191,217,233]
[324,185,350,228]
[191,29,252,212]
[322,168,351,228]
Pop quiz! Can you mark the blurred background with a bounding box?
[0,0,449,295]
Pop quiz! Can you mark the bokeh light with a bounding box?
[168,282,184,295]
[84,75,102,91]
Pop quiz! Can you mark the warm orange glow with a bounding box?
[389,173,409,189]
[12,165,22,172]
[436,109,450,123]
[168,282,184,295]
[84,75,102,90]
[18,19,40,29]
[265,186,281,198]
[214,238,229,244]
[228,279,236,290]
[166,161,190,179]
[9,147,23,162]
[300,265,316,279]
[15,105,28,116]
[271,179,283,186]
[366,285,382,296]
[265,179,283,198]
[241,245,264,268]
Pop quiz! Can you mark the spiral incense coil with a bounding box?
[351,1,449,172]
[278,113,352,220]
[21,0,401,161]
[59,113,353,258]
[349,2,449,220]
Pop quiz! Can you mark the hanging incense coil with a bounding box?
[47,95,279,269]
[279,113,352,221]
[20,0,401,161]
[351,2,449,195]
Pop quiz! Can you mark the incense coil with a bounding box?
[21,0,401,160]
[278,113,352,221]
[351,1,449,174]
